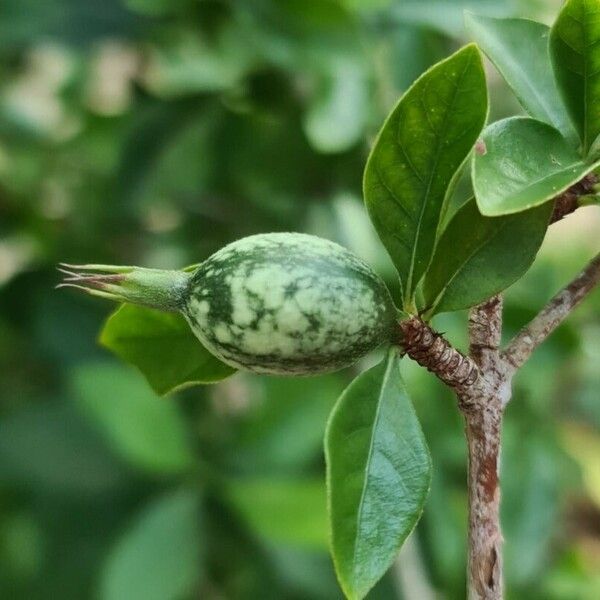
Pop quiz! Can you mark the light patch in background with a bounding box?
[2,43,80,141]
[0,235,39,287]
[85,40,139,116]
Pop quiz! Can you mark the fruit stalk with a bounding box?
[399,316,480,394]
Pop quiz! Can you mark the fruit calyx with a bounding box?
[57,263,191,312]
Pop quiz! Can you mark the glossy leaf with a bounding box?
[422,199,552,316]
[101,488,202,600]
[472,117,600,216]
[364,44,487,309]
[550,0,600,155]
[466,13,577,144]
[227,478,328,550]
[71,362,194,475]
[100,304,235,396]
[325,350,431,600]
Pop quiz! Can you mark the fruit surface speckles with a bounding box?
[182,233,398,375]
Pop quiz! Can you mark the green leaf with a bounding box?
[71,362,194,475]
[550,0,600,155]
[100,488,202,600]
[465,14,577,145]
[325,350,431,600]
[364,44,487,310]
[422,198,552,316]
[100,304,235,396]
[227,478,328,550]
[472,117,600,216]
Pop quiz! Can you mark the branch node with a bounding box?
[400,317,480,393]
[469,295,503,368]
[550,172,598,223]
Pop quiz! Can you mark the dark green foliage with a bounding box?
[101,305,235,395]
[550,0,600,155]
[325,351,431,599]
[1,1,600,599]
[466,13,577,144]
[363,44,488,310]
[473,117,600,216]
[422,199,553,315]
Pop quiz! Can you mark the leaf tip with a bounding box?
[461,40,483,58]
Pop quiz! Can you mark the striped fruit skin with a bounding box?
[182,233,398,375]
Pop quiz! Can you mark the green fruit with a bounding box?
[182,233,398,374]
[59,233,399,375]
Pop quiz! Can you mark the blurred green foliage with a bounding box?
[0,0,599,598]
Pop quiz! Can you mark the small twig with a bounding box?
[502,251,600,372]
[399,316,480,394]
[550,173,597,224]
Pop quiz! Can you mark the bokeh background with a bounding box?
[1,0,599,598]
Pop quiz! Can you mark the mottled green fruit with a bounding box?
[183,233,398,375]
[59,233,399,375]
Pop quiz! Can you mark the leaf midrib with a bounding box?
[558,3,594,151]
[498,159,599,211]
[510,159,583,189]
[582,4,590,152]
[405,53,473,303]
[350,353,394,583]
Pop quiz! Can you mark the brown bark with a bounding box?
[399,303,507,599]
[462,297,508,599]
[464,402,503,600]
[469,296,503,371]
[399,316,480,393]
[550,173,597,224]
